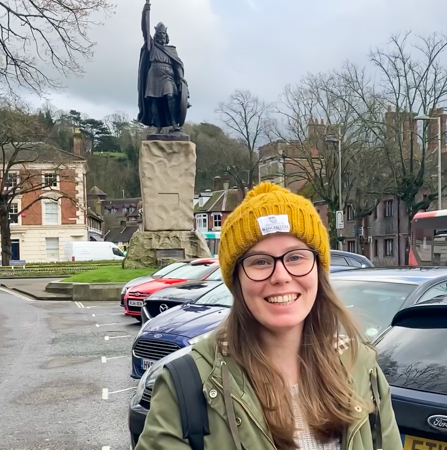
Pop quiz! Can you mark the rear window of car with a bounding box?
[331,280,416,339]
[376,326,447,395]
[206,268,222,281]
[331,256,349,266]
[164,263,217,280]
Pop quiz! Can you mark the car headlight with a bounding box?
[121,286,129,295]
[188,331,213,345]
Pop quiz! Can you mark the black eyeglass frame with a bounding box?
[238,248,318,282]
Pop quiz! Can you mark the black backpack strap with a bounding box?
[165,354,210,450]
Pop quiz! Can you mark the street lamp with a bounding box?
[325,124,343,250]
[414,113,443,210]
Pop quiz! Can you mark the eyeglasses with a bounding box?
[239,249,317,282]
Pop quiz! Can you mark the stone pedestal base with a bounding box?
[123,231,211,269]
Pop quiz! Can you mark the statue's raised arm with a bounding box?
[141,0,152,50]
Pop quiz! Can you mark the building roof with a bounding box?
[103,197,141,211]
[89,186,107,196]
[87,207,104,223]
[0,142,86,163]
[104,225,139,244]
[195,189,241,213]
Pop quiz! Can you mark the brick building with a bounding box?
[2,143,88,262]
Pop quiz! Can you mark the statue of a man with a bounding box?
[137,0,189,133]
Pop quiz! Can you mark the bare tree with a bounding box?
[215,90,271,197]
[273,73,390,249]
[0,99,80,265]
[0,0,114,94]
[336,32,447,257]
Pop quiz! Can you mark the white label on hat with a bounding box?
[257,215,291,235]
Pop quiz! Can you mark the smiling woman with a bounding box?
[135,183,403,450]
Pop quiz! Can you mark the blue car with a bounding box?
[130,282,231,379]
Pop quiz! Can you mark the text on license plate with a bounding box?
[128,300,143,307]
[404,435,447,450]
[142,359,155,370]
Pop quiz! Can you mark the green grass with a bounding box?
[62,266,157,283]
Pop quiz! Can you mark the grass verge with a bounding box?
[62,266,157,283]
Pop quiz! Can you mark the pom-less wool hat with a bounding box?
[218,182,330,289]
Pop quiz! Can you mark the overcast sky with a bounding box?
[26,0,447,125]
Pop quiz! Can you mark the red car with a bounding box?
[123,258,220,321]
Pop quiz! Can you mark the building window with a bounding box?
[196,213,208,231]
[122,207,128,214]
[374,207,378,220]
[43,173,58,188]
[9,203,19,224]
[44,202,59,225]
[347,205,355,221]
[347,241,355,253]
[374,239,379,257]
[213,213,222,229]
[5,173,19,189]
[384,200,393,218]
[384,239,394,256]
[45,237,59,260]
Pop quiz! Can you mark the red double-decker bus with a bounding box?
[410,209,447,266]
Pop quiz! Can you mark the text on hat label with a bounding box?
[257,215,291,235]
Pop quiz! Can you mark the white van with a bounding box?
[64,241,125,262]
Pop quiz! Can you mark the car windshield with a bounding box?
[205,267,222,281]
[155,262,186,278]
[331,280,416,340]
[164,263,216,280]
[194,283,233,307]
[376,326,447,395]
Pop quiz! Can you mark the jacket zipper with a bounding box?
[211,376,277,449]
[347,415,368,450]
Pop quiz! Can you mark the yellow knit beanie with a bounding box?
[218,182,330,289]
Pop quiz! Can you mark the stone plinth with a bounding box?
[124,231,211,269]
[140,140,196,231]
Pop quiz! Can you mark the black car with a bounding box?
[331,267,447,340]
[140,277,223,324]
[374,298,447,448]
[330,250,374,268]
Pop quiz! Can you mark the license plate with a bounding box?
[128,300,143,307]
[142,359,155,370]
[404,435,447,449]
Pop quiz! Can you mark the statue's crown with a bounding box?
[154,22,167,33]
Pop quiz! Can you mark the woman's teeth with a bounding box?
[266,294,298,304]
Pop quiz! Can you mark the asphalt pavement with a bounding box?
[0,287,141,450]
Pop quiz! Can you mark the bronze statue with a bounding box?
[137,0,190,133]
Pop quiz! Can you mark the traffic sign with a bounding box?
[336,211,344,229]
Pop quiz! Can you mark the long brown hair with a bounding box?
[217,262,369,449]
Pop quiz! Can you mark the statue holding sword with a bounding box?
[137,0,190,133]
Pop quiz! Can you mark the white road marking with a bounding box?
[102,447,111,450]
[102,388,109,400]
[96,323,119,328]
[0,287,34,302]
[104,335,130,341]
[102,355,127,362]
[92,312,123,316]
[108,387,137,395]
[92,314,96,317]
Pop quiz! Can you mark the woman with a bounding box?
[136,183,402,450]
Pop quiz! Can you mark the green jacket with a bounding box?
[136,335,402,450]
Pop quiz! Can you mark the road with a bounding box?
[0,287,141,450]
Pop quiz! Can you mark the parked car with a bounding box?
[63,241,125,262]
[374,298,447,448]
[141,270,222,323]
[120,261,190,306]
[330,250,374,268]
[131,281,230,379]
[123,258,219,321]
[331,267,447,340]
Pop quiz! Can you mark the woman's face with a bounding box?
[238,234,319,334]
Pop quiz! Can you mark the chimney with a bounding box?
[73,129,84,157]
[95,198,102,216]
[213,176,223,191]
